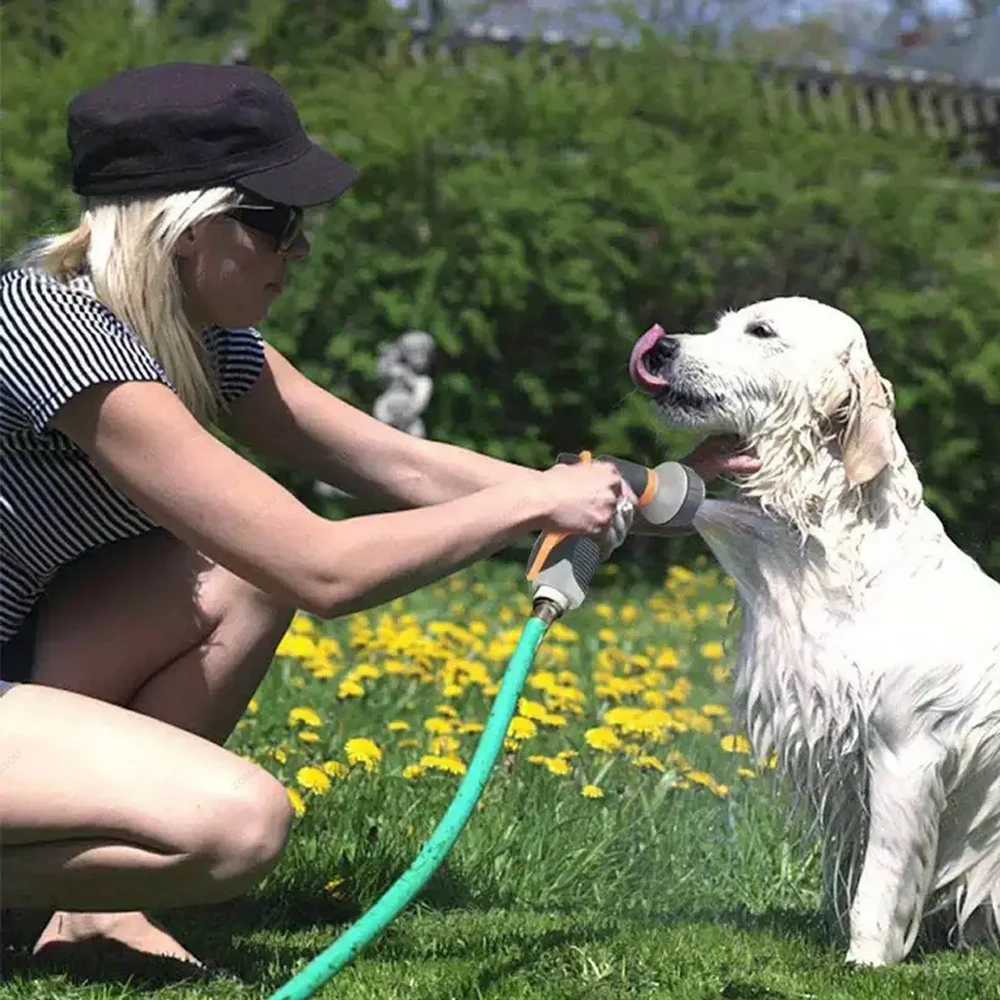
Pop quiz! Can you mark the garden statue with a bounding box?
[315,330,436,500]
[372,330,436,438]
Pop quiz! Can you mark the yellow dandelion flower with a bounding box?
[548,622,579,643]
[655,648,680,669]
[700,641,725,660]
[634,755,666,773]
[547,757,572,776]
[387,720,410,733]
[516,698,549,722]
[286,787,306,817]
[424,716,454,734]
[297,730,321,744]
[337,679,365,699]
[296,765,331,794]
[542,712,567,728]
[642,690,667,709]
[458,721,484,735]
[276,633,317,659]
[702,704,729,718]
[429,735,460,756]
[287,706,322,728]
[603,706,642,730]
[507,716,537,741]
[402,764,424,779]
[686,770,717,788]
[713,783,730,798]
[246,698,259,715]
[289,611,317,635]
[737,767,757,780]
[582,784,605,799]
[273,747,288,764]
[435,704,458,718]
[584,726,621,752]
[532,756,571,776]
[668,565,695,584]
[345,738,382,773]
[597,628,618,644]
[620,604,639,624]
[322,760,349,779]
[317,636,342,657]
[420,754,467,775]
[720,734,752,754]
[594,603,615,619]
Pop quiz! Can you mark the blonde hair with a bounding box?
[18,187,241,425]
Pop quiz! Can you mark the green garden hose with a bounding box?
[267,605,556,1000]
[267,451,706,997]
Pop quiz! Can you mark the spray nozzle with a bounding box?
[525,451,706,617]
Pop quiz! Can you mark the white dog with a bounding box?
[629,297,1000,966]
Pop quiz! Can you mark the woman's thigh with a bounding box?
[0,681,283,849]
[31,528,286,706]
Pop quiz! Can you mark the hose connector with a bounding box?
[531,587,567,625]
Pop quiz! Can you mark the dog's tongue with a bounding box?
[629,323,670,391]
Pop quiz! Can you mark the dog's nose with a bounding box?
[630,325,678,394]
[647,336,678,369]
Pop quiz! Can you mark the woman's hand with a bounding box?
[535,461,635,554]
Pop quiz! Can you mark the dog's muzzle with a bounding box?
[629,324,678,395]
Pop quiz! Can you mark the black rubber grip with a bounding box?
[569,535,602,593]
[593,455,650,499]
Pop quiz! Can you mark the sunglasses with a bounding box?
[228,199,304,254]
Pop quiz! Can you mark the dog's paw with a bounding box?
[845,942,895,968]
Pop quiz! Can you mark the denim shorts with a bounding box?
[0,603,39,684]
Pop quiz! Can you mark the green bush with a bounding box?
[3,0,998,576]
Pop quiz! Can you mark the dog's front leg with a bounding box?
[846,736,946,966]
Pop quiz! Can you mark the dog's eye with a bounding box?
[745,320,777,339]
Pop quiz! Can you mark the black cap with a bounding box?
[68,62,359,207]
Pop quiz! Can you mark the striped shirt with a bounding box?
[0,267,265,642]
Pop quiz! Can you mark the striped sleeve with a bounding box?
[204,325,266,405]
[0,271,169,434]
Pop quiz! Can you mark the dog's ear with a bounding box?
[839,349,896,487]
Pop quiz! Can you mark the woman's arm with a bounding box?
[52,380,556,618]
[221,344,543,509]
[222,344,760,530]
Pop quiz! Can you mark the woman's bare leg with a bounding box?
[0,684,293,958]
[12,528,294,963]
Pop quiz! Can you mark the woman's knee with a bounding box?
[198,766,294,887]
[201,562,295,644]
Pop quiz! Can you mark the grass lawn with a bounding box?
[3,557,997,999]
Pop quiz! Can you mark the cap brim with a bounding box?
[236,143,359,208]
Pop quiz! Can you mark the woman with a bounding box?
[0,62,758,969]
